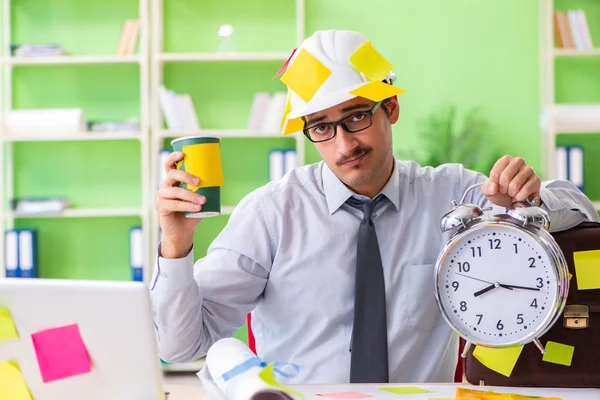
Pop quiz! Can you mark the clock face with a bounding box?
[435,223,560,346]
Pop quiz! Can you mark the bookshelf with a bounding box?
[149,0,306,372]
[540,0,600,211]
[0,0,152,281]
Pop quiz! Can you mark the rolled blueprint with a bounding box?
[197,338,295,400]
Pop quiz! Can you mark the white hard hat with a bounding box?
[278,30,405,135]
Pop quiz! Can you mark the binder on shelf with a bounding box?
[268,149,297,181]
[18,230,37,278]
[4,230,19,278]
[158,149,172,185]
[556,145,584,192]
[130,226,144,282]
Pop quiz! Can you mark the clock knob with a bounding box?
[506,202,551,230]
[440,203,484,232]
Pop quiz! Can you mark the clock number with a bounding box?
[452,281,459,291]
[470,247,482,257]
[476,314,483,325]
[460,301,467,312]
[457,262,470,273]
[529,257,536,268]
[517,314,524,324]
[513,243,518,254]
[531,298,538,308]
[496,320,504,330]
[488,238,501,249]
[536,277,544,288]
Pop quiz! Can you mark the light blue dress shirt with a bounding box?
[150,160,597,384]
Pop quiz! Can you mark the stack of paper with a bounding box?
[5,108,87,136]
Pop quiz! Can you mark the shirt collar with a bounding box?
[322,160,401,215]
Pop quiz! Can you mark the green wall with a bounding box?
[3,1,600,345]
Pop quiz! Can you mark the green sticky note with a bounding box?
[379,387,433,395]
[259,363,304,399]
[473,345,524,377]
[0,309,19,342]
[542,341,574,366]
[573,250,600,290]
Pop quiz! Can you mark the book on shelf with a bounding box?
[117,19,140,56]
[554,9,594,50]
[4,229,38,278]
[158,85,201,132]
[10,44,66,57]
[556,145,584,193]
[247,92,288,133]
[129,226,143,282]
[269,149,297,181]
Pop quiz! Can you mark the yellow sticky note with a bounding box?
[349,40,394,82]
[0,308,19,342]
[179,143,224,191]
[350,81,406,102]
[0,361,33,400]
[380,386,432,395]
[259,363,304,399]
[573,250,600,290]
[473,345,524,377]
[568,272,573,281]
[281,48,331,103]
[280,90,305,135]
[542,341,574,366]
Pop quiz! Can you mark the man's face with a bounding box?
[306,96,399,190]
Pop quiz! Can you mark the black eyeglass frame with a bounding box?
[302,101,383,143]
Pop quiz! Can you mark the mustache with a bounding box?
[336,147,372,166]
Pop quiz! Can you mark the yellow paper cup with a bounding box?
[171,136,224,218]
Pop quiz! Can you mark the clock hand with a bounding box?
[455,273,514,291]
[455,273,494,285]
[474,284,497,297]
[498,284,541,291]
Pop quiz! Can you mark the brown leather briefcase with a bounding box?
[464,221,600,388]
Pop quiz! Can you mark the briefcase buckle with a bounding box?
[564,305,589,329]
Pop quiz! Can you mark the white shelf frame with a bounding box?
[540,1,600,208]
[158,52,290,63]
[1,55,141,66]
[8,208,144,219]
[0,0,153,282]
[149,1,304,372]
[149,0,306,271]
[1,132,143,142]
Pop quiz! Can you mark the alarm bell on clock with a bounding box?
[434,182,569,357]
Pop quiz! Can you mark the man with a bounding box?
[150,30,598,384]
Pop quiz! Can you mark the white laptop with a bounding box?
[0,278,166,400]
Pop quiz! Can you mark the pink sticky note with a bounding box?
[31,323,91,383]
[317,392,373,399]
[274,47,297,78]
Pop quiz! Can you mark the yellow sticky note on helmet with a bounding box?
[350,81,406,102]
[179,143,224,191]
[0,361,33,400]
[349,40,394,82]
[473,345,524,378]
[281,48,331,103]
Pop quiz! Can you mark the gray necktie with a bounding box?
[346,195,389,383]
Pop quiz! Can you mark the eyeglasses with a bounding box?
[303,101,383,143]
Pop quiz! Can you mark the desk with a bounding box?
[164,383,600,400]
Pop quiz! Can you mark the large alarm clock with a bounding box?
[433,182,570,356]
